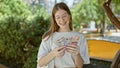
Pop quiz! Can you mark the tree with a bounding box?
[72,0,120,34]
[72,0,103,30]
[0,0,31,17]
[103,0,120,29]
[0,0,50,68]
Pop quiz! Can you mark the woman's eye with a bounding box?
[63,15,66,18]
[63,15,67,18]
[56,17,60,19]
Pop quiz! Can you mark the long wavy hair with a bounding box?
[42,2,73,40]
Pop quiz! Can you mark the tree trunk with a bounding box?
[103,0,120,29]
[100,20,105,37]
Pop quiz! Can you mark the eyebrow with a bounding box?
[55,12,67,17]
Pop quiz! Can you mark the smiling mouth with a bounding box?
[60,22,67,26]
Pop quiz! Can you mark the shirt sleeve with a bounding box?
[37,40,51,63]
[79,35,90,64]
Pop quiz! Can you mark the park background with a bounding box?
[0,0,120,68]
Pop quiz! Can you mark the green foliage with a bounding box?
[112,0,120,14]
[0,15,49,68]
[72,0,100,30]
[72,0,120,29]
[0,0,31,16]
[22,16,50,47]
[23,46,38,68]
[0,0,50,68]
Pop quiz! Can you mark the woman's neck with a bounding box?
[58,28,71,32]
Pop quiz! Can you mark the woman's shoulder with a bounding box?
[42,36,52,42]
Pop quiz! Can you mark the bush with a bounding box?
[0,15,50,68]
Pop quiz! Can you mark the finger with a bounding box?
[59,52,65,56]
[66,45,78,50]
[57,46,65,51]
[71,42,78,45]
[58,49,65,57]
[67,49,75,54]
[58,48,65,53]
[66,46,75,50]
[68,45,80,50]
[68,44,77,48]
[67,49,79,54]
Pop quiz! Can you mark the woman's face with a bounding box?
[55,9,70,30]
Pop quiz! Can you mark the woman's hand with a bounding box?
[66,44,80,56]
[52,46,65,58]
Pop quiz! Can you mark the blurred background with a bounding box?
[0,0,120,68]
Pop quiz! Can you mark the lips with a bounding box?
[59,21,67,26]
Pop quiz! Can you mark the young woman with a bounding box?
[37,2,90,68]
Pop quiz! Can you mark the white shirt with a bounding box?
[37,31,90,68]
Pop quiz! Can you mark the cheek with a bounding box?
[66,15,70,22]
[68,16,70,21]
[55,20,59,24]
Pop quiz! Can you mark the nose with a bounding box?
[59,17,65,22]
